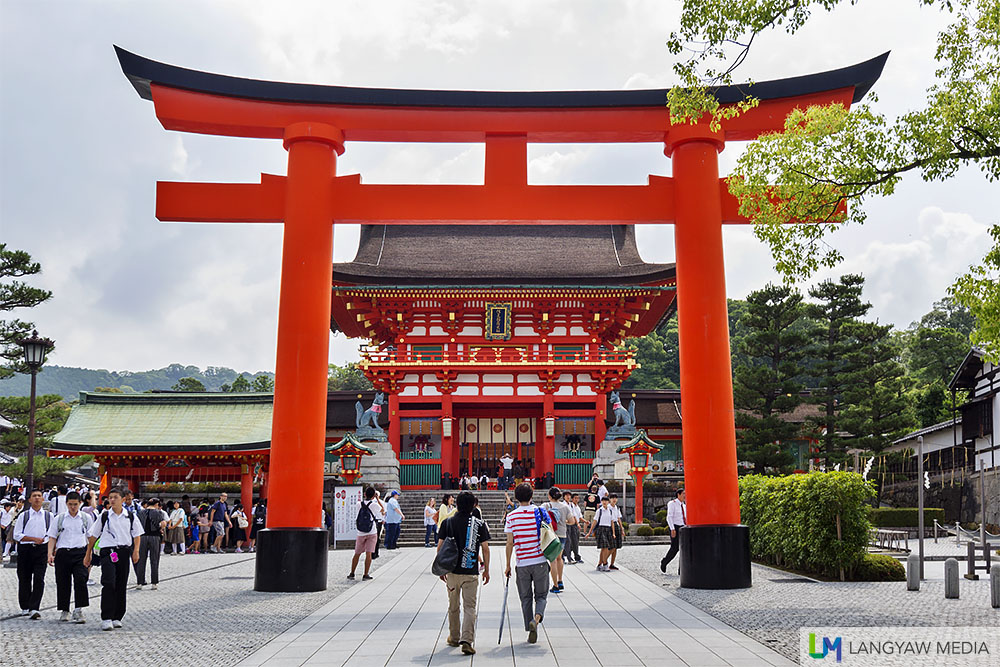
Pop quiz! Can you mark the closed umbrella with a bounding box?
[498,573,511,644]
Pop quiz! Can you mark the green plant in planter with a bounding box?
[636,525,653,537]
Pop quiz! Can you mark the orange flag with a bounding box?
[99,472,109,499]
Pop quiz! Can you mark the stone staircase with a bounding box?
[393,489,550,547]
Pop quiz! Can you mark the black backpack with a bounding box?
[356,501,376,533]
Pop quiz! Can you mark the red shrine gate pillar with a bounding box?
[666,124,751,589]
[255,122,343,592]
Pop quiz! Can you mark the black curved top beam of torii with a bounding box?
[116,45,888,109]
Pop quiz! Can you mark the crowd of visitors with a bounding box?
[2,483,268,628]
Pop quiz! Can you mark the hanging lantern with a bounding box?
[327,433,377,485]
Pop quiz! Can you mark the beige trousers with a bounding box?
[445,572,479,644]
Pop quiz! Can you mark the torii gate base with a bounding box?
[115,46,886,593]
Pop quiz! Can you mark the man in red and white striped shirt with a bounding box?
[504,483,550,644]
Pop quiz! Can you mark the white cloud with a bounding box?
[1,0,994,375]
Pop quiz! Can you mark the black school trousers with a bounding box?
[55,547,89,611]
[16,543,47,611]
[100,546,132,621]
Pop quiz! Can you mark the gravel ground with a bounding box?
[612,544,999,662]
[0,548,397,666]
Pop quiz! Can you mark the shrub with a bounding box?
[643,518,652,524]
[635,525,653,537]
[652,527,667,536]
[622,523,629,535]
[656,509,667,523]
[850,553,905,581]
[739,472,875,580]
[868,507,945,527]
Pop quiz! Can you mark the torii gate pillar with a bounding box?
[254,123,344,592]
[667,125,750,589]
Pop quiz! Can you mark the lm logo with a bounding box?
[808,633,843,662]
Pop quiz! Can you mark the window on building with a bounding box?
[553,345,584,361]
[412,344,443,361]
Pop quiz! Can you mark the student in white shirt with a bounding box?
[0,500,15,562]
[423,497,438,548]
[583,495,614,571]
[50,486,69,515]
[660,488,686,573]
[46,491,93,623]
[85,487,142,631]
[348,487,382,580]
[608,493,625,571]
[13,489,51,618]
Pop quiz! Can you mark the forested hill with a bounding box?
[0,364,275,400]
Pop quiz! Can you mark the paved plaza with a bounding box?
[3,544,997,666]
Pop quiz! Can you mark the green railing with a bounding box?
[554,463,592,486]
[400,463,441,486]
[399,451,439,460]
[555,450,594,460]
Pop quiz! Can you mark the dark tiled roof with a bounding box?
[332,224,674,286]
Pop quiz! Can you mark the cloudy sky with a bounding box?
[0,0,993,374]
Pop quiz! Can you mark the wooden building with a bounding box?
[330,224,676,489]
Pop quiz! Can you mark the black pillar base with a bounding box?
[679,524,751,589]
[254,528,328,592]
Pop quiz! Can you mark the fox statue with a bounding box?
[356,392,385,429]
[609,390,636,427]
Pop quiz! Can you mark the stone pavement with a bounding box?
[0,548,398,666]
[237,547,794,667]
[615,545,1000,663]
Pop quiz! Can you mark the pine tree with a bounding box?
[1,244,53,381]
[733,284,810,473]
[839,322,915,453]
[806,274,871,464]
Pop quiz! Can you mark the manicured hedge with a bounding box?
[635,525,654,537]
[739,472,875,580]
[850,553,905,581]
[868,507,945,527]
[653,527,668,536]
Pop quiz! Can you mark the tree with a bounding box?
[328,363,373,391]
[915,381,954,428]
[622,314,680,389]
[732,284,810,473]
[908,326,969,386]
[171,377,206,392]
[0,395,71,453]
[839,321,914,453]
[229,374,252,392]
[0,455,93,481]
[806,274,871,462]
[668,0,999,348]
[949,224,1000,361]
[251,374,275,392]
[918,296,976,339]
[0,244,53,381]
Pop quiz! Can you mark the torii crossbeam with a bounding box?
[116,46,887,592]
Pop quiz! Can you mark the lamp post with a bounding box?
[19,330,54,496]
[616,430,663,524]
[327,434,376,486]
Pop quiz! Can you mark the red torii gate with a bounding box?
[116,47,886,591]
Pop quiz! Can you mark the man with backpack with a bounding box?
[503,483,551,644]
[85,487,143,631]
[348,487,383,581]
[437,491,490,655]
[46,490,92,623]
[12,489,51,618]
[134,498,167,590]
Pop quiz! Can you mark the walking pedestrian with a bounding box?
[583,495,614,571]
[348,487,381,581]
[134,497,167,590]
[541,487,569,593]
[608,493,625,571]
[12,489,51,618]
[248,500,266,552]
[660,488,686,573]
[209,493,231,553]
[512,460,525,486]
[230,502,248,552]
[503,483,550,644]
[582,489,599,534]
[85,487,142,631]
[384,490,405,549]
[438,491,490,655]
[423,497,437,548]
[0,500,14,563]
[370,493,385,560]
[165,501,187,555]
[47,491,92,623]
[563,491,583,564]
[437,493,456,532]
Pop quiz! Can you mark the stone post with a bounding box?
[944,558,959,599]
[906,553,920,591]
